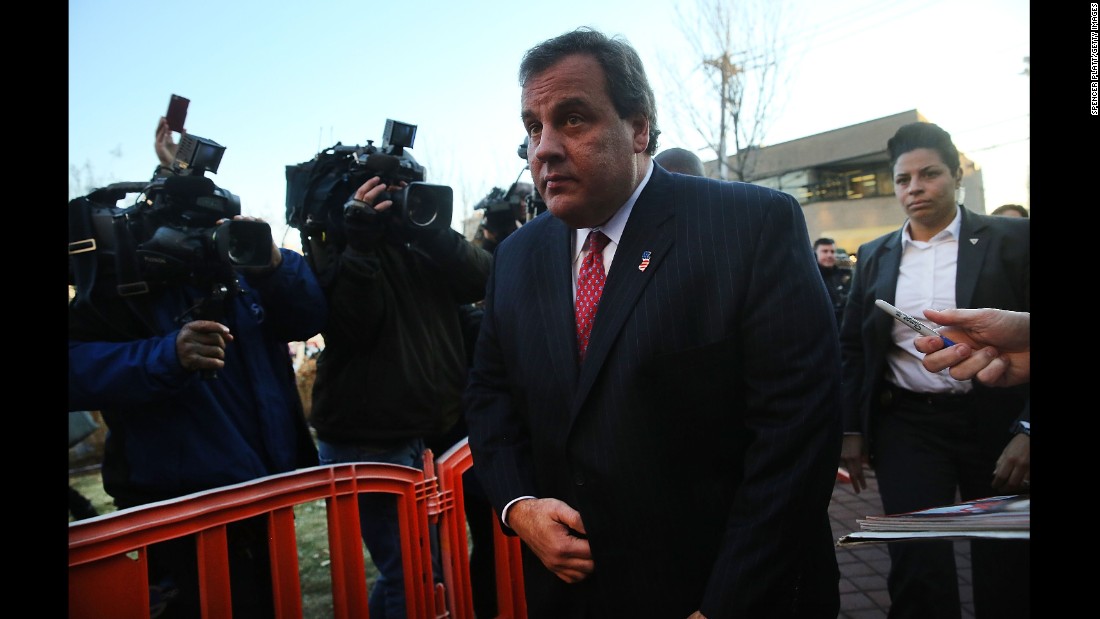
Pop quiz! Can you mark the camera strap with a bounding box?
[67,196,160,341]
[67,196,99,294]
[110,215,150,297]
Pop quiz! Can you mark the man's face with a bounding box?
[521,54,650,229]
[815,243,837,268]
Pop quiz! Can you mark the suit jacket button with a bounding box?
[573,472,585,486]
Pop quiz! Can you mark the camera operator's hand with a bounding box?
[176,320,234,372]
[219,215,283,277]
[344,177,396,253]
[155,116,183,169]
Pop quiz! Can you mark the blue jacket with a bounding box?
[69,249,327,508]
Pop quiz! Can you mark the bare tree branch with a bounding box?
[661,0,792,181]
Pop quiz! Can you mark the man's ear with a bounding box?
[631,113,650,154]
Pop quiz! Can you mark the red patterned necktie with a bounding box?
[575,230,610,362]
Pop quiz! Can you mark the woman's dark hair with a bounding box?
[886,122,960,173]
[519,27,660,155]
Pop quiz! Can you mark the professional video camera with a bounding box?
[68,133,273,297]
[516,136,547,219]
[473,181,531,247]
[284,119,453,282]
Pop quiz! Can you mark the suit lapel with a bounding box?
[573,170,676,412]
[868,229,904,347]
[531,215,581,394]
[954,208,988,308]
[870,229,903,306]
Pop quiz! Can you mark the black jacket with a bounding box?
[839,206,1029,449]
[818,264,852,326]
[310,225,491,444]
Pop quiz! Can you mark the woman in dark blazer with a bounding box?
[838,122,1029,619]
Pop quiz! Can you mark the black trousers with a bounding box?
[148,514,275,618]
[872,386,1029,619]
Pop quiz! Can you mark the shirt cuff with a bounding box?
[501,495,537,528]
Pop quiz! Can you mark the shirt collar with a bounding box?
[574,160,653,260]
[902,204,963,248]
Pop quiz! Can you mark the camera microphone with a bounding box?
[163,175,216,198]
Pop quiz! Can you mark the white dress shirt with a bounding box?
[886,205,972,395]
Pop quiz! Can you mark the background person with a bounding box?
[653,146,705,176]
[838,121,1029,619]
[990,203,1029,218]
[67,116,327,617]
[308,174,491,619]
[68,410,100,521]
[426,190,531,619]
[466,27,842,619]
[813,237,852,327]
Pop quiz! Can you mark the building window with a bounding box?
[847,173,877,199]
[796,163,893,204]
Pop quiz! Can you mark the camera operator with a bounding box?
[474,208,520,254]
[308,174,491,619]
[67,117,328,618]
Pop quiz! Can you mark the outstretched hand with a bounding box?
[914,308,1030,387]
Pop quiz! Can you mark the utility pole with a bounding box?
[703,52,741,180]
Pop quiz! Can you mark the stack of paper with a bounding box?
[837,495,1030,546]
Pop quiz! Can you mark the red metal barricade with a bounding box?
[434,438,526,619]
[68,442,527,619]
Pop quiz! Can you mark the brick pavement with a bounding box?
[830,468,974,619]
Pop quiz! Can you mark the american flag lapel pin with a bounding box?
[638,250,652,271]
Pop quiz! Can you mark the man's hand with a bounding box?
[992,433,1030,493]
[344,176,397,252]
[839,435,867,493]
[507,498,594,583]
[914,308,1030,387]
[915,337,1030,387]
[155,116,182,168]
[176,320,233,372]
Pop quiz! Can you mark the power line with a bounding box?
[964,136,1030,154]
[951,113,1030,136]
[778,0,951,62]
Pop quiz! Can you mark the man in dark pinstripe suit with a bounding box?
[465,28,842,619]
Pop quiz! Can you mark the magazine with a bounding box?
[836,494,1030,546]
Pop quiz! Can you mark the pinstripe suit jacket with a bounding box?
[466,165,843,618]
[839,206,1030,449]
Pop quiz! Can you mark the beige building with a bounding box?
[703,109,984,257]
